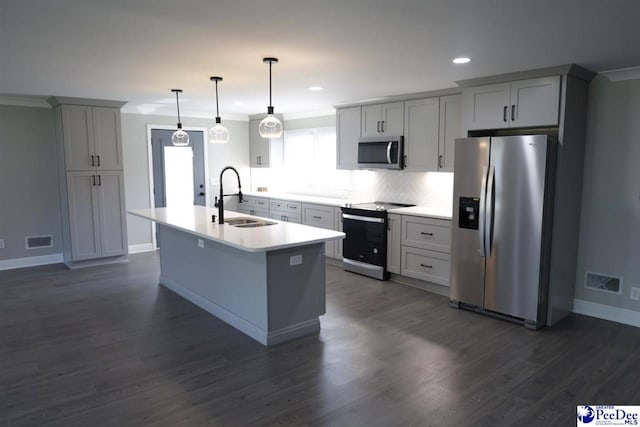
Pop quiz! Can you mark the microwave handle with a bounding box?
[386,141,392,164]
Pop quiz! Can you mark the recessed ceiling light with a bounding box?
[453,57,471,64]
[308,86,323,91]
[234,101,244,106]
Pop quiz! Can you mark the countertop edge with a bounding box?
[128,209,345,253]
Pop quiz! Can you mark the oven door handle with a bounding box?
[342,213,385,223]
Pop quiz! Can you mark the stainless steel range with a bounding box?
[341,202,414,280]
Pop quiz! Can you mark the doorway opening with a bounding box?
[147,126,209,248]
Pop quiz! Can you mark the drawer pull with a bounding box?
[288,205,297,209]
[420,232,434,236]
[313,215,322,219]
[420,264,433,269]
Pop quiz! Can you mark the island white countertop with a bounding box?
[387,206,453,220]
[129,206,344,253]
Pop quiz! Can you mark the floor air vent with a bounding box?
[25,235,53,249]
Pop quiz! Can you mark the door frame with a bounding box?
[146,124,210,248]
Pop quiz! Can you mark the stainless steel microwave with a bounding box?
[357,136,404,169]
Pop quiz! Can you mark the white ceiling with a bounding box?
[2,0,640,120]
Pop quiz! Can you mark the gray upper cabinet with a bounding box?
[462,76,561,131]
[249,115,283,168]
[403,98,439,171]
[61,104,123,171]
[92,107,123,170]
[361,102,404,137]
[438,94,462,172]
[336,106,360,170]
[402,94,462,172]
[509,76,561,128]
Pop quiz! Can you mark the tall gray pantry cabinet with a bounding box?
[48,97,128,268]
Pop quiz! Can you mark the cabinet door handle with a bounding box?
[438,154,443,169]
[381,120,385,133]
[503,106,508,122]
[511,105,516,121]
[92,175,96,186]
[420,263,433,269]
[97,175,102,186]
[90,155,95,167]
[96,155,101,167]
[420,232,433,236]
[376,121,380,133]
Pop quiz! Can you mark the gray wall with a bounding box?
[0,106,62,260]
[121,113,250,246]
[284,115,335,131]
[575,75,640,312]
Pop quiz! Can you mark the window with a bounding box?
[283,127,336,178]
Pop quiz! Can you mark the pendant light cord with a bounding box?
[269,60,273,108]
[215,80,220,118]
[175,90,182,124]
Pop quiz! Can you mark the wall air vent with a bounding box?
[585,271,623,295]
[25,235,53,249]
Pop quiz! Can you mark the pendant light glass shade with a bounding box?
[209,77,230,143]
[259,57,283,138]
[171,89,190,146]
[209,119,230,143]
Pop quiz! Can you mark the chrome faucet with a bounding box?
[215,166,243,224]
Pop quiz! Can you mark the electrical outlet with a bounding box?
[290,254,302,266]
[0,238,4,249]
[630,287,640,301]
[197,239,204,248]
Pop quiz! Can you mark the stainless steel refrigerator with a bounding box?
[449,135,556,329]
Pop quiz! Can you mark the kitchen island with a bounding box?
[129,206,344,346]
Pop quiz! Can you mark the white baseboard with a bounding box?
[0,253,63,271]
[573,299,640,328]
[128,243,155,254]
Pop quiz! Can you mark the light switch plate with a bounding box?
[290,254,303,266]
[0,238,4,249]
[197,239,204,248]
[630,287,640,301]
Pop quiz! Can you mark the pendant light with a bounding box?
[208,76,230,143]
[171,89,189,146]
[258,57,283,138]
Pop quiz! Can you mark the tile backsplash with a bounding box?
[250,168,454,212]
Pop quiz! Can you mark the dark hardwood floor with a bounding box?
[1,252,639,426]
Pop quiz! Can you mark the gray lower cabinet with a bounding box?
[386,213,401,274]
[66,171,127,261]
[398,215,452,286]
[302,203,336,258]
[50,97,128,266]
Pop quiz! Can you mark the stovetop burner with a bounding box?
[344,201,415,212]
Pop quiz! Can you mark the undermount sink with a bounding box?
[224,217,276,228]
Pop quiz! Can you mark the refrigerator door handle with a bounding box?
[478,165,488,257]
[485,165,495,256]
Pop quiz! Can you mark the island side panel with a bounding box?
[157,224,269,340]
[266,243,326,344]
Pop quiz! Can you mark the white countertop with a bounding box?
[243,191,452,220]
[243,192,368,207]
[387,206,453,220]
[128,206,344,253]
